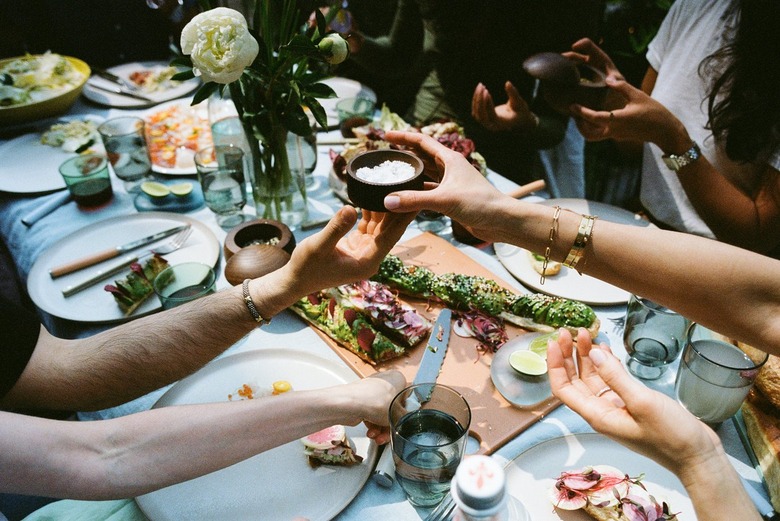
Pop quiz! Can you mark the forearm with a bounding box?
[0,388,364,499]
[496,201,780,352]
[676,450,760,521]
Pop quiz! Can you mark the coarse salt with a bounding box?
[355,160,415,184]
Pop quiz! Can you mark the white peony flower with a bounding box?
[318,34,349,65]
[180,7,259,84]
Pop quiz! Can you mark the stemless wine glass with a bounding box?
[623,295,690,379]
[97,116,153,193]
[194,145,248,229]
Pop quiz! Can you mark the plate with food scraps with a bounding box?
[490,332,555,408]
[82,60,200,108]
[27,212,219,323]
[505,432,695,520]
[495,199,651,306]
[142,99,212,175]
[0,115,105,194]
[135,348,377,521]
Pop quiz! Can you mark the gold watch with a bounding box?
[662,142,701,172]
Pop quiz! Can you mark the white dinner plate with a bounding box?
[135,348,376,521]
[505,433,696,520]
[319,77,376,129]
[82,61,200,109]
[495,199,650,306]
[27,212,220,323]
[0,115,105,194]
[142,99,211,175]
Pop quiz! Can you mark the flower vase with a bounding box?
[248,128,309,229]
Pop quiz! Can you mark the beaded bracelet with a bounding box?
[242,279,270,325]
[540,206,562,285]
[563,214,597,272]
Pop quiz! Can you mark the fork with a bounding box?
[61,226,193,297]
[424,492,456,521]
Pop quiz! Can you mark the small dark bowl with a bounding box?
[523,52,607,114]
[223,244,291,286]
[346,149,425,212]
[223,219,295,260]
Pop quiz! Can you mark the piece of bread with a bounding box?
[301,425,363,467]
[527,250,561,277]
[741,389,780,512]
[739,342,780,410]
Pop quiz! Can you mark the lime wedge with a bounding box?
[509,350,547,376]
[169,182,193,197]
[529,331,559,360]
[141,181,171,198]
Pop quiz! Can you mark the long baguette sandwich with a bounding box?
[372,255,600,338]
[290,280,431,364]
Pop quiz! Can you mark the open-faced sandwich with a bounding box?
[301,424,363,467]
[104,254,170,315]
[527,250,562,277]
[550,465,678,521]
[290,280,431,365]
[372,254,600,338]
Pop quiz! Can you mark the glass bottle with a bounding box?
[451,455,529,521]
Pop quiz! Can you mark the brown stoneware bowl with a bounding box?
[522,52,607,114]
[223,219,295,260]
[346,149,425,212]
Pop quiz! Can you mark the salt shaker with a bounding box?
[451,455,529,521]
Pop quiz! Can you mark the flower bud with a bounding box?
[318,34,349,65]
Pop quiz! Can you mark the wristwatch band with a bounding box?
[662,142,701,172]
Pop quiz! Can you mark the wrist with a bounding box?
[247,267,300,321]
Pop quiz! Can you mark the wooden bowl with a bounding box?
[223,244,291,286]
[346,149,424,212]
[223,219,295,260]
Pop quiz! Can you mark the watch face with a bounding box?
[663,143,700,172]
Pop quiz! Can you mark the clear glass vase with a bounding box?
[248,127,309,229]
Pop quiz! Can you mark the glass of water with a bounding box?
[390,383,471,507]
[195,145,247,230]
[97,116,153,193]
[675,323,768,426]
[623,295,690,380]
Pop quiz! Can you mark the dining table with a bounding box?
[0,91,770,521]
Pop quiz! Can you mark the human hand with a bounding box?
[341,370,406,445]
[283,206,414,296]
[547,328,722,477]
[570,77,690,152]
[564,38,624,83]
[471,82,536,133]
[382,131,514,244]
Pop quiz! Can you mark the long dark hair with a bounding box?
[701,0,780,164]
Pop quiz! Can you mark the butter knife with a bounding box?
[92,67,138,91]
[88,82,154,103]
[61,254,139,297]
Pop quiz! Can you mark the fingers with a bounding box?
[587,348,638,408]
[504,81,523,108]
[313,206,358,250]
[384,188,437,214]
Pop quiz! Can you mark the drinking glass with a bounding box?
[194,145,247,229]
[286,132,318,189]
[390,383,471,507]
[153,262,217,310]
[623,295,690,379]
[675,323,768,426]
[97,116,153,193]
[58,154,113,208]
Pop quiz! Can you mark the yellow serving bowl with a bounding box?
[0,55,90,125]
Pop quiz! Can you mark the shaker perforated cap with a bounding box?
[451,455,506,516]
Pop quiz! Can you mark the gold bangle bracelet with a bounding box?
[540,205,562,285]
[563,214,597,272]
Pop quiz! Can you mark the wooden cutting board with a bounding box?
[310,232,562,455]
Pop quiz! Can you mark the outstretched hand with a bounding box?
[286,206,415,295]
[570,77,687,150]
[471,81,536,133]
[382,131,513,244]
[547,328,722,477]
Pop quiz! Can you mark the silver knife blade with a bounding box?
[414,308,453,386]
[88,82,154,103]
[118,224,188,252]
[92,67,138,91]
[373,307,453,488]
